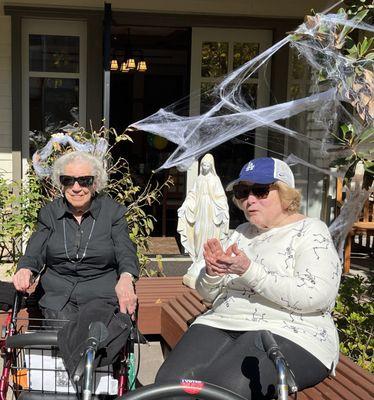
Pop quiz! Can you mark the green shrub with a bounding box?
[0,173,44,270]
[334,273,374,372]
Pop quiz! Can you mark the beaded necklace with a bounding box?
[63,217,96,264]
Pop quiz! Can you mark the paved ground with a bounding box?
[137,342,164,386]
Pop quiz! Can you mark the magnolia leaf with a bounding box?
[115,134,133,143]
[131,224,139,236]
[347,44,359,54]
[338,9,369,47]
[363,161,374,174]
[147,218,154,231]
[359,37,374,56]
[359,127,374,143]
[340,123,353,136]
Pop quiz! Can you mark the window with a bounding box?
[189,28,272,226]
[22,19,86,165]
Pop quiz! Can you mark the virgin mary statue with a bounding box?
[178,153,229,288]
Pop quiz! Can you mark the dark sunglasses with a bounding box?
[59,175,95,187]
[233,184,273,200]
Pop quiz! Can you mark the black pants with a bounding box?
[40,296,79,328]
[156,324,329,399]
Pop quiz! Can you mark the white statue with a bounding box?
[178,153,230,288]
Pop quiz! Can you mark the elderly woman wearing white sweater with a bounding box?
[156,157,341,400]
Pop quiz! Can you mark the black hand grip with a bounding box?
[6,331,58,348]
[86,321,109,351]
[261,330,298,393]
[261,330,285,362]
[261,330,278,353]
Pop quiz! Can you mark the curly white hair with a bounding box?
[52,151,108,192]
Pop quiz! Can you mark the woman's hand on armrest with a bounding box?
[13,268,33,292]
[115,274,138,320]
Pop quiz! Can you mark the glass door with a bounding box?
[188,28,272,226]
[22,19,87,172]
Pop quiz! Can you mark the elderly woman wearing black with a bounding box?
[156,157,341,399]
[12,151,138,322]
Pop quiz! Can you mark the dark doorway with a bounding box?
[109,26,190,236]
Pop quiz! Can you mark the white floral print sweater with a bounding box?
[194,218,341,373]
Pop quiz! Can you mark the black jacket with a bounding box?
[17,194,139,311]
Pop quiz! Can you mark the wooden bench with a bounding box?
[136,276,374,400]
[136,276,207,348]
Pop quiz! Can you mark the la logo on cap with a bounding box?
[246,161,255,171]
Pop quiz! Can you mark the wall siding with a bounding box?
[0,15,12,180]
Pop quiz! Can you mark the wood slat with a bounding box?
[136,287,189,295]
[323,375,368,400]
[161,303,188,349]
[292,392,309,400]
[182,293,207,313]
[303,383,333,400]
[188,289,205,303]
[136,276,182,285]
[168,298,195,323]
[339,355,374,385]
[299,385,330,400]
[331,370,372,400]
[335,361,374,396]
[137,304,162,334]
[177,294,204,316]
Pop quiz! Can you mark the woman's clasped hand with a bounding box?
[204,239,250,276]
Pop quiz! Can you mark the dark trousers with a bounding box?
[156,324,329,399]
[40,296,79,328]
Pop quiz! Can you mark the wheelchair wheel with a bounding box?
[115,380,246,400]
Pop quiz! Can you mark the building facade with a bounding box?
[0,0,333,236]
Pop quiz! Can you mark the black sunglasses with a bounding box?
[59,175,95,187]
[233,184,273,200]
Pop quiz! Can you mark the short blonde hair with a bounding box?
[232,181,301,213]
[273,181,301,213]
[52,151,108,192]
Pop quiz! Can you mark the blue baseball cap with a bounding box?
[226,157,295,191]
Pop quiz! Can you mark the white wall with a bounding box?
[0,15,12,181]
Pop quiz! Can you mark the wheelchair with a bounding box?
[1,291,137,400]
[1,290,297,400]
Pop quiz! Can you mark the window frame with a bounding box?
[21,18,87,173]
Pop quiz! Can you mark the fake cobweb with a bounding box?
[30,10,373,260]
[127,10,374,259]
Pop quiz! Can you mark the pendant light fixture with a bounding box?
[110,27,148,73]
[120,61,129,73]
[110,58,119,71]
[137,60,148,72]
[126,57,136,70]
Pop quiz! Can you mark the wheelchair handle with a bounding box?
[81,347,96,400]
[86,321,109,352]
[6,331,58,348]
[261,330,298,397]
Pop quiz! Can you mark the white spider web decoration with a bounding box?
[129,11,374,259]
